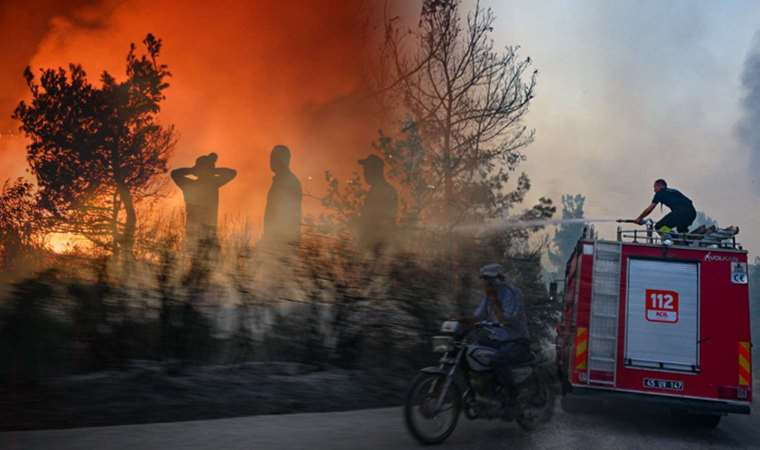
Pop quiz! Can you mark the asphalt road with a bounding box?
[3,397,759,450]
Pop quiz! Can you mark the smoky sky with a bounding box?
[738,31,760,194]
[488,0,760,253]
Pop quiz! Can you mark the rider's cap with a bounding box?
[479,263,505,279]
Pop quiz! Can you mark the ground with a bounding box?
[4,396,759,450]
[1,361,410,431]
[4,362,758,449]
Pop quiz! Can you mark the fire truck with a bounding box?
[556,222,752,427]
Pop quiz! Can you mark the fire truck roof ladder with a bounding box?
[587,241,622,385]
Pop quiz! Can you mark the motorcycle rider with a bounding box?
[462,263,532,390]
[405,264,550,443]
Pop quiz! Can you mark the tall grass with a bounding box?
[0,216,558,384]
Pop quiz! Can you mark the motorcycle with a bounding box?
[404,320,556,445]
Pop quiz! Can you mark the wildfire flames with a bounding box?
[0,0,417,249]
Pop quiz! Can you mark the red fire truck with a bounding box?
[556,223,752,427]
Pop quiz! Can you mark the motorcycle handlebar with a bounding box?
[474,321,502,328]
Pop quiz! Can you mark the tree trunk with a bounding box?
[443,102,454,272]
[110,191,121,259]
[1,233,22,273]
[116,183,136,259]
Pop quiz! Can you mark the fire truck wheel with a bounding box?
[683,413,722,429]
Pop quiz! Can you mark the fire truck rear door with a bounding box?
[624,259,699,372]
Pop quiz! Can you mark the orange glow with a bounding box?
[45,232,92,254]
[1,0,418,237]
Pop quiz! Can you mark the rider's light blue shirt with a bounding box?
[473,283,530,342]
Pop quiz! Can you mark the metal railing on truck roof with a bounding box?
[610,219,742,250]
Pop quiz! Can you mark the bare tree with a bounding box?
[382,0,538,230]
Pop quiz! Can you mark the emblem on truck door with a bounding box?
[731,262,748,284]
[645,289,679,323]
[644,378,684,391]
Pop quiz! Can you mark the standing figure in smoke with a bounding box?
[261,145,302,248]
[356,154,398,254]
[171,153,237,246]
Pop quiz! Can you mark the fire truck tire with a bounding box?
[682,413,721,429]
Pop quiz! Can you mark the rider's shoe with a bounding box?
[497,385,519,420]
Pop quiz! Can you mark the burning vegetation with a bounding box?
[0,1,571,430]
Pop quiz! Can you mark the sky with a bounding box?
[1,0,759,253]
[487,0,760,253]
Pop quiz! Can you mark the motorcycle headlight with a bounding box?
[432,335,453,353]
[440,321,460,333]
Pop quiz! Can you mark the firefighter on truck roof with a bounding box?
[634,178,697,237]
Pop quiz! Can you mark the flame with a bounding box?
[2,0,418,238]
[45,232,92,254]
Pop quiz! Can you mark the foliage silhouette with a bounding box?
[0,178,41,270]
[547,194,585,274]
[13,34,175,259]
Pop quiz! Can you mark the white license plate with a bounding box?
[432,336,453,353]
[643,378,684,391]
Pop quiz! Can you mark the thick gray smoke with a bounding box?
[455,217,619,234]
[738,31,760,194]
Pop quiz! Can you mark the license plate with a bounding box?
[643,378,684,391]
[432,336,453,353]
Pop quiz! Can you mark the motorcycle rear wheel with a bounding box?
[404,372,462,445]
[516,370,556,431]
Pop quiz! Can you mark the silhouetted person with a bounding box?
[356,154,397,253]
[171,153,236,246]
[261,145,302,247]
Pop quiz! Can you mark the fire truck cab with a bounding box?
[556,223,752,427]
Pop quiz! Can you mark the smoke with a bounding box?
[454,217,619,235]
[0,0,100,131]
[738,31,760,195]
[1,0,418,233]
[0,0,107,177]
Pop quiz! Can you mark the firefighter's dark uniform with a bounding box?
[652,187,696,233]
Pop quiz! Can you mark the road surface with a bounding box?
[3,397,759,450]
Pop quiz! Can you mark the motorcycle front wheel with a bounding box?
[404,372,462,445]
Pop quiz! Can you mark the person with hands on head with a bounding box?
[171,152,237,246]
